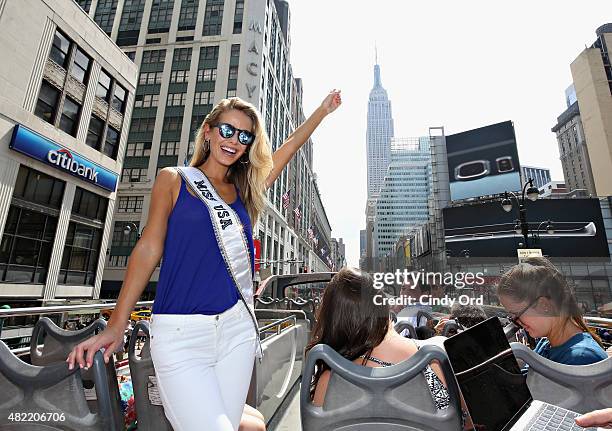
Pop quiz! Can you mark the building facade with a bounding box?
[551,101,596,195]
[0,0,137,303]
[364,60,394,270]
[521,165,551,190]
[373,137,431,260]
[569,24,612,196]
[71,0,334,296]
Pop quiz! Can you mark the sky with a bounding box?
[285,0,611,267]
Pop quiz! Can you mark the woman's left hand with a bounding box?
[320,89,342,115]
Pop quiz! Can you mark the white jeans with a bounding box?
[150,301,257,431]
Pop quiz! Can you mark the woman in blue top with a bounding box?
[497,256,607,366]
[67,91,342,430]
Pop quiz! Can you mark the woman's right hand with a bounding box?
[66,325,125,370]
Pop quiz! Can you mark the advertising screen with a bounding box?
[443,198,610,258]
[446,121,522,201]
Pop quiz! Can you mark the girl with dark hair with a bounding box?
[497,256,607,365]
[305,267,450,409]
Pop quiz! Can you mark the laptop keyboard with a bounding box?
[527,404,597,430]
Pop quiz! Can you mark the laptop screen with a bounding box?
[444,317,532,431]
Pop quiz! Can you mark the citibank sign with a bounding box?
[9,124,118,192]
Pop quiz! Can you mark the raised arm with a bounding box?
[265,90,342,189]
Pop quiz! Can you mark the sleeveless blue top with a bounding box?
[152,176,255,315]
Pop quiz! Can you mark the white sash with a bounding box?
[176,167,263,359]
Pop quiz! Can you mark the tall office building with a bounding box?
[0,0,137,303]
[373,138,431,259]
[366,61,394,198]
[72,0,334,296]
[568,23,612,196]
[364,58,394,270]
[521,166,551,190]
[551,101,596,195]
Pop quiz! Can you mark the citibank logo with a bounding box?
[47,148,99,182]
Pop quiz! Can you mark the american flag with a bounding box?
[307,228,314,241]
[282,190,290,210]
[293,207,301,222]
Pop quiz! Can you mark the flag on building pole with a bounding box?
[293,206,301,223]
[282,190,290,210]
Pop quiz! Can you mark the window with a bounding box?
[86,115,105,149]
[58,222,102,286]
[35,81,60,124]
[142,49,166,64]
[125,142,151,157]
[173,47,192,62]
[178,0,198,30]
[163,116,183,132]
[77,0,92,12]
[160,141,180,156]
[130,118,156,133]
[71,47,91,84]
[121,168,147,182]
[194,91,214,105]
[203,0,224,36]
[49,30,71,68]
[94,0,118,35]
[126,51,136,61]
[117,196,144,213]
[228,65,238,80]
[231,44,240,59]
[103,126,120,159]
[96,69,112,101]
[227,89,236,97]
[201,46,219,60]
[112,84,127,113]
[109,255,128,266]
[197,68,217,82]
[170,70,190,83]
[139,71,163,85]
[148,0,174,33]
[13,166,65,209]
[167,93,186,106]
[59,97,81,137]
[0,206,57,284]
[233,0,244,34]
[73,187,108,221]
[134,94,159,108]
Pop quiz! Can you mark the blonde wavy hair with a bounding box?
[189,97,273,225]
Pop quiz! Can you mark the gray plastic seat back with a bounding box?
[301,344,462,431]
[29,317,123,429]
[128,320,173,430]
[0,340,116,430]
[511,342,612,413]
[394,321,417,339]
[416,310,433,326]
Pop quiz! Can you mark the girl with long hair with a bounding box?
[67,91,342,430]
[305,267,450,410]
[497,256,607,365]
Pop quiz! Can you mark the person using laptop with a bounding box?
[497,257,607,365]
[575,408,612,428]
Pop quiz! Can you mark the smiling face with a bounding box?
[498,294,555,338]
[204,108,253,167]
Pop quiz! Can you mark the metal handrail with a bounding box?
[258,315,296,335]
[0,301,154,318]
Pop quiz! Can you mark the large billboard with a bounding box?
[444,198,610,258]
[446,121,522,201]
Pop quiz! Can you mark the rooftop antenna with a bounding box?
[375,42,378,65]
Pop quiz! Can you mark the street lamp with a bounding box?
[533,220,555,244]
[501,178,540,248]
[123,222,141,239]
